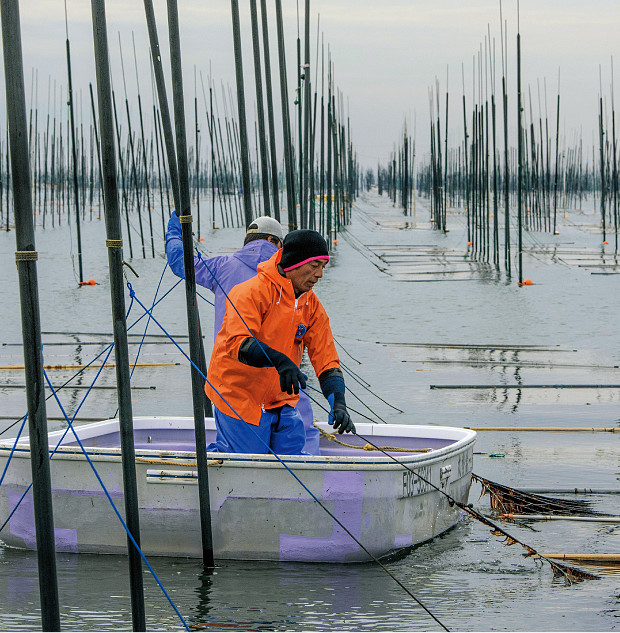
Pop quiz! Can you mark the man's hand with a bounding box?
[328,393,356,434]
[271,353,307,394]
[239,338,306,395]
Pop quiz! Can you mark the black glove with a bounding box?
[240,338,306,395]
[328,392,355,434]
[269,349,307,395]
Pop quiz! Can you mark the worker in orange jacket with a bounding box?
[205,229,355,454]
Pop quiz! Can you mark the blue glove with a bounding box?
[327,392,355,434]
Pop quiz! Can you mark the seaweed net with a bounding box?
[472,474,596,516]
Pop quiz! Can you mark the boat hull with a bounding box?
[0,417,475,562]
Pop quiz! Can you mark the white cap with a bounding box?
[246,216,284,241]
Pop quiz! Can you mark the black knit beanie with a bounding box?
[280,229,330,271]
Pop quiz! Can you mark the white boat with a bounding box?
[0,417,475,563]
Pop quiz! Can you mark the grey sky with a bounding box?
[4,0,620,167]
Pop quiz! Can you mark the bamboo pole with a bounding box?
[537,554,620,563]
[166,0,214,568]
[503,514,620,523]
[143,0,180,212]
[65,26,84,281]
[90,1,146,627]
[467,427,618,432]
[274,0,296,228]
[230,0,253,226]
[517,30,524,284]
[249,0,271,216]
[0,0,60,627]
[132,33,155,256]
[259,0,280,221]
[0,362,178,370]
[431,383,620,389]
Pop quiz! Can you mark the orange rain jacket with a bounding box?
[204,249,340,426]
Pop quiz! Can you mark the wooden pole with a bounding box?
[274,0,297,228]
[249,0,271,216]
[166,0,215,568]
[143,0,180,212]
[259,0,280,221]
[65,35,84,281]
[90,0,146,628]
[517,31,524,284]
[230,0,253,226]
[0,0,60,627]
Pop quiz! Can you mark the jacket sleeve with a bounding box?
[303,298,340,377]
[165,213,220,291]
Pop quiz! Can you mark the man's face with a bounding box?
[286,259,328,295]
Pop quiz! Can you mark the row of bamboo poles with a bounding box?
[0,6,359,279]
[1,0,358,628]
[379,22,620,282]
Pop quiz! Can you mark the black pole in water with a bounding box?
[90,1,146,628]
[89,82,105,209]
[0,1,60,629]
[65,33,84,282]
[230,0,253,226]
[143,0,180,212]
[259,0,280,221]
[166,0,215,568]
[553,86,560,235]
[274,0,297,229]
[517,31,523,285]
[249,0,271,217]
[302,0,311,229]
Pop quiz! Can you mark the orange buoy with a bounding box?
[603,240,608,245]
[467,241,473,245]
[199,237,205,241]
[333,239,338,244]
[523,278,533,285]
[79,279,97,287]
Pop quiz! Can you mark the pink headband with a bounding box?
[282,255,330,272]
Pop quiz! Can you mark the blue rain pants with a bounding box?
[207,404,307,455]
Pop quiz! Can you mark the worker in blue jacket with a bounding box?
[165,214,320,454]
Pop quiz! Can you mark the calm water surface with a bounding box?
[0,192,618,631]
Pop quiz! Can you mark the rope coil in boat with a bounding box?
[315,424,432,453]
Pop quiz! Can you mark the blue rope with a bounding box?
[40,367,190,631]
[0,344,115,534]
[0,414,28,488]
[196,290,215,307]
[0,288,190,630]
[129,264,169,382]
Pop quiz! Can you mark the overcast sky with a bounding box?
[3,0,620,167]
